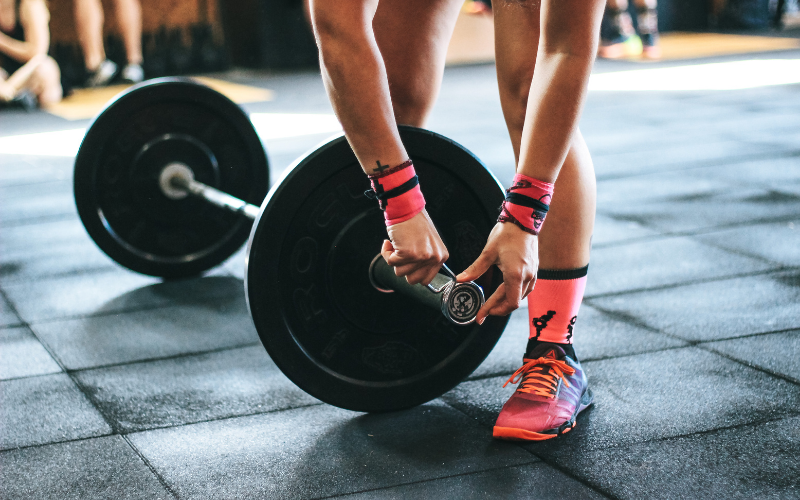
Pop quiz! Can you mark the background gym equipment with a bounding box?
[74,77,270,279]
[74,78,509,412]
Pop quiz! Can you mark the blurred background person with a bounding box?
[462,0,492,15]
[73,0,143,86]
[598,0,661,59]
[0,0,62,107]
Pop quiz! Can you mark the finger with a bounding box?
[419,264,442,287]
[491,274,523,317]
[385,249,418,268]
[405,268,432,286]
[456,250,495,283]
[521,274,537,300]
[380,240,394,263]
[521,279,535,300]
[476,283,506,325]
[487,298,522,317]
[392,262,421,278]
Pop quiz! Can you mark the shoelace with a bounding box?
[502,356,576,398]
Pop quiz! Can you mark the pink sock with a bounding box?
[527,266,588,344]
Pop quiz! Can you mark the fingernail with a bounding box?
[477,317,484,325]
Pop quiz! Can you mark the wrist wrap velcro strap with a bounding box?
[365,160,426,226]
[497,173,554,235]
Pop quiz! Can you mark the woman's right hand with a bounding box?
[381,209,449,286]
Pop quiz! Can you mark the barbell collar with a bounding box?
[369,255,484,325]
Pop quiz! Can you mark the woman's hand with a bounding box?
[456,222,539,324]
[381,209,449,286]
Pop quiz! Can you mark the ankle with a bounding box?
[525,339,577,361]
[636,6,659,35]
[527,265,588,345]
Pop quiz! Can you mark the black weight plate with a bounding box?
[74,77,269,278]
[246,126,509,412]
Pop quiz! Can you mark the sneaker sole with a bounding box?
[492,388,594,442]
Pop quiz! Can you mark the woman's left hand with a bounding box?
[456,221,539,325]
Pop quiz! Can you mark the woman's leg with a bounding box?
[111,0,143,65]
[491,0,600,441]
[27,55,63,106]
[632,0,660,59]
[372,0,463,126]
[494,0,596,273]
[73,0,106,71]
[598,0,641,59]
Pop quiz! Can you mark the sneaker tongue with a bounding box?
[526,342,566,361]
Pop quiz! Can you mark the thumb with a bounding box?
[457,250,495,283]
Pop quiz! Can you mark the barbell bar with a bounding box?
[159,162,261,220]
[159,160,484,325]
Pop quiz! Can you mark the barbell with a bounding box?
[74,77,510,412]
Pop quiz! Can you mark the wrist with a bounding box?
[365,160,426,226]
[497,173,554,235]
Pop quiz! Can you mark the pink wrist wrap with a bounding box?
[366,160,426,226]
[497,173,554,235]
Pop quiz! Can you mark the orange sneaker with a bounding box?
[493,343,593,441]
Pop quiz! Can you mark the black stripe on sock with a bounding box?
[537,265,589,281]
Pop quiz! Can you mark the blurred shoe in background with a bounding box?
[598,7,643,59]
[462,0,491,15]
[637,6,662,59]
[85,59,118,87]
[121,63,144,84]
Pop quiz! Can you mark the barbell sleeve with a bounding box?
[170,174,260,220]
[369,255,484,325]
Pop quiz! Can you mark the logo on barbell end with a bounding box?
[448,287,480,321]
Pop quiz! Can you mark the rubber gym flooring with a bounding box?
[1,36,799,499]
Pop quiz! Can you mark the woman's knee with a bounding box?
[390,80,434,126]
[33,57,63,105]
[499,64,534,132]
[311,0,369,46]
